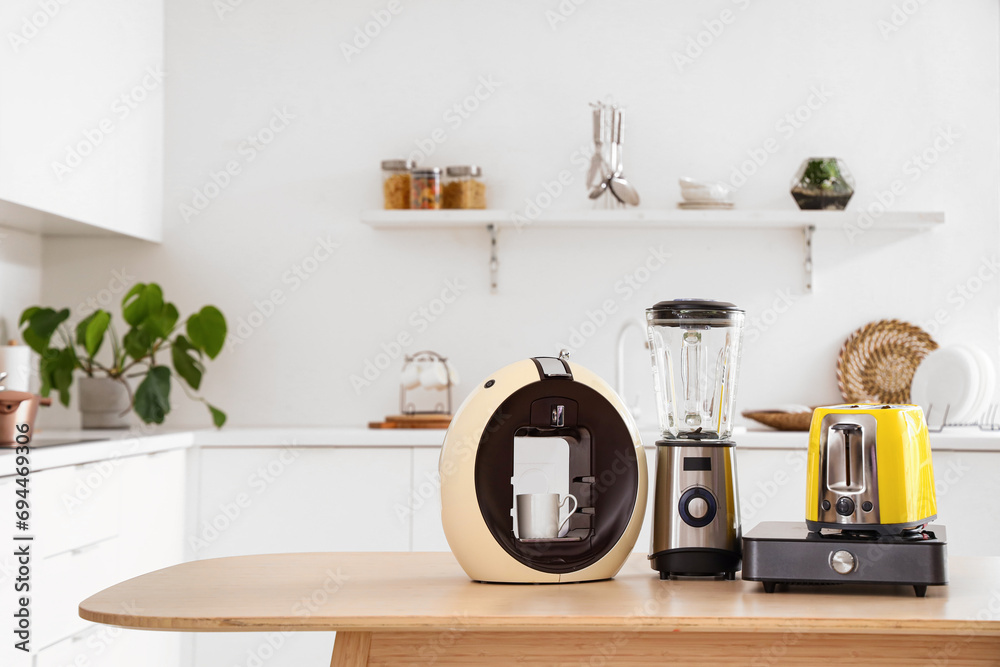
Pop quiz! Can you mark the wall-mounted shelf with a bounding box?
[361,209,945,292]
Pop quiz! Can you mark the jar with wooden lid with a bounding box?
[410,167,442,210]
[382,159,414,209]
[443,165,486,209]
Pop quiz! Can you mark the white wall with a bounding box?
[39,0,1000,428]
[0,228,41,342]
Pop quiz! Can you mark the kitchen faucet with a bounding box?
[615,318,648,422]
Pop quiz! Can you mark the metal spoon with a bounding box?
[608,109,640,206]
[585,105,609,190]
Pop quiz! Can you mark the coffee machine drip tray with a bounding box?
[742,521,947,597]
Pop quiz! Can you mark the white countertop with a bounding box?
[2,425,998,474]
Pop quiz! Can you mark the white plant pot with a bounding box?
[78,377,131,429]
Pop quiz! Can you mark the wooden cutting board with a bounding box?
[368,414,452,429]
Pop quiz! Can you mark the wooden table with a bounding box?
[80,552,1000,666]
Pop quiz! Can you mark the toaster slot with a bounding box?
[827,423,865,494]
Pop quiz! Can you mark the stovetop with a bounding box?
[0,438,105,449]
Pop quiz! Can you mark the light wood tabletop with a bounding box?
[81,552,1000,666]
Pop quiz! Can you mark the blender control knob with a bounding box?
[830,550,856,575]
[687,497,709,519]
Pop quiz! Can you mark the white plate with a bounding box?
[910,345,980,424]
[957,343,995,423]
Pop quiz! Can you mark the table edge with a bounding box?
[77,606,1000,637]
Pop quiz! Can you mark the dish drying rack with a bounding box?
[925,404,1000,432]
[399,350,453,415]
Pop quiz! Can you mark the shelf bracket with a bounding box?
[488,224,499,293]
[803,224,815,293]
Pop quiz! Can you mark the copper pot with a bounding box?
[0,391,41,444]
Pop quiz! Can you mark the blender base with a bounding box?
[650,547,741,580]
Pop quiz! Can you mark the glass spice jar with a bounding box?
[381,159,414,209]
[410,167,442,210]
[443,165,486,209]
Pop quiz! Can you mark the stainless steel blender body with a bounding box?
[646,300,745,579]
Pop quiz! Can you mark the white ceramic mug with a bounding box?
[516,493,578,539]
[400,363,421,390]
[419,362,449,390]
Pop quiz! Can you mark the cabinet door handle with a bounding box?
[70,541,105,557]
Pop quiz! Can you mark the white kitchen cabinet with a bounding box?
[0,448,186,667]
[736,447,810,530]
[117,449,187,578]
[931,451,1000,556]
[192,447,412,559]
[191,446,412,667]
[0,0,163,240]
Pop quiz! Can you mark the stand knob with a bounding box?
[830,550,856,575]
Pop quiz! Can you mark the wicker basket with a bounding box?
[742,409,815,431]
[837,319,938,404]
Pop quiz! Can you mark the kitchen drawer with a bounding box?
[34,461,122,559]
[33,625,156,667]
[34,536,121,649]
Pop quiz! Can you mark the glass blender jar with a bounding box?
[646,299,745,441]
[645,299,746,579]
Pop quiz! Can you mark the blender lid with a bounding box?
[648,299,744,320]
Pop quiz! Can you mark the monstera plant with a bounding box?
[19,283,228,427]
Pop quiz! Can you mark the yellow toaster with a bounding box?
[806,404,937,534]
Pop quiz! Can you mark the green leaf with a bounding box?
[171,335,204,390]
[134,366,171,424]
[147,302,179,339]
[123,328,154,361]
[22,308,71,354]
[208,404,226,428]
[187,306,227,359]
[122,283,164,327]
[19,307,39,327]
[39,348,76,407]
[22,328,49,356]
[75,312,97,348]
[75,310,110,358]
